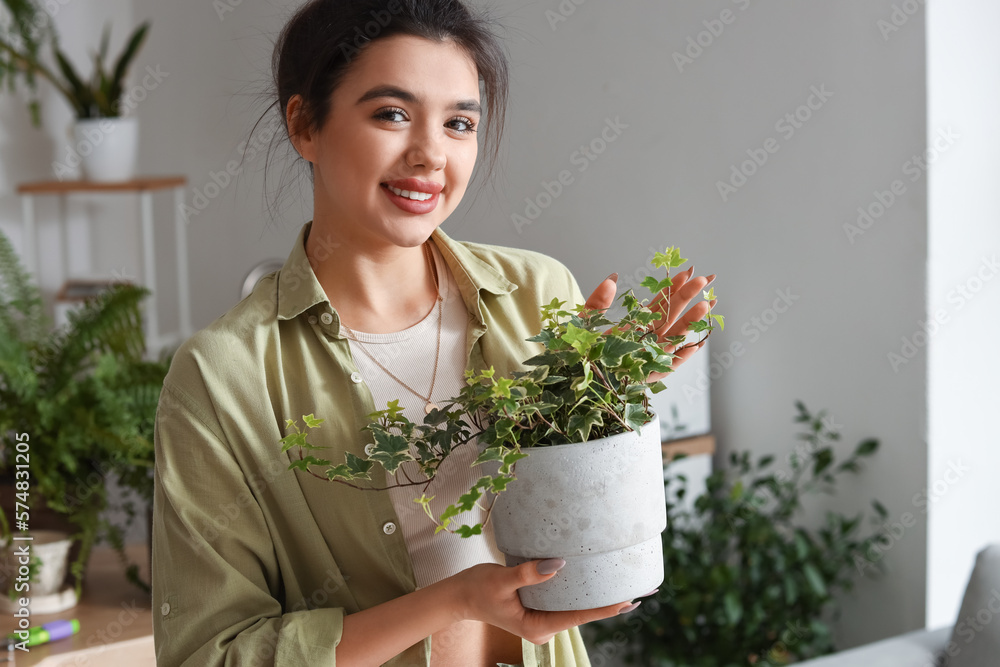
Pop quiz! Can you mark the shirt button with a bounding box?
[161,602,170,616]
[307,315,317,325]
[364,444,376,456]
[382,521,397,535]
[350,372,363,384]
[320,312,334,325]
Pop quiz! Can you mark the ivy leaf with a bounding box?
[473,446,505,466]
[325,464,353,480]
[567,408,604,442]
[703,287,716,301]
[288,455,331,472]
[600,337,644,367]
[279,432,307,453]
[368,434,414,473]
[456,524,483,538]
[711,314,725,331]
[641,276,673,296]
[562,323,602,355]
[344,452,373,480]
[491,475,515,493]
[624,403,650,433]
[455,486,483,512]
[688,320,711,333]
[302,413,325,428]
[651,247,688,269]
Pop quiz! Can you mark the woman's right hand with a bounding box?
[446,559,637,645]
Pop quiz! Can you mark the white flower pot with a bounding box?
[0,529,79,613]
[72,116,139,182]
[491,417,666,611]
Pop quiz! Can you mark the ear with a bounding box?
[286,94,317,163]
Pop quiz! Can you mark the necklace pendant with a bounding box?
[425,402,439,415]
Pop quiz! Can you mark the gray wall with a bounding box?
[0,0,932,652]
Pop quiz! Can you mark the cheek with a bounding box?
[449,143,479,186]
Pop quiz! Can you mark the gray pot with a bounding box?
[490,417,666,611]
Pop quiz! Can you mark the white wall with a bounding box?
[0,0,937,652]
[927,0,1000,630]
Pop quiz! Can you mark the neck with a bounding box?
[305,220,439,334]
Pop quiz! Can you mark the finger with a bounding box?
[649,266,693,311]
[658,299,715,340]
[520,599,640,645]
[652,276,712,335]
[582,273,618,314]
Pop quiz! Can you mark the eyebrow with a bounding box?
[356,85,482,114]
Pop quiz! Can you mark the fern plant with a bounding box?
[0,0,149,125]
[0,229,169,597]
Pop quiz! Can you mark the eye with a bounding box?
[447,116,477,134]
[373,107,407,123]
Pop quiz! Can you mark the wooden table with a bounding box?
[1,543,152,666]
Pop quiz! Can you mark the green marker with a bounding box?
[6,619,80,648]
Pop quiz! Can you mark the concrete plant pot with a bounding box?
[491,417,666,611]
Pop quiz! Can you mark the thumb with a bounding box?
[515,558,567,588]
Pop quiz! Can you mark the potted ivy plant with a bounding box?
[0,229,169,603]
[0,0,150,181]
[282,247,723,611]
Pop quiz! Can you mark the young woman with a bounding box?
[151,1,715,665]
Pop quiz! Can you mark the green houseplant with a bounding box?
[585,401,889,666]
[0,229,169,600]
[282,247,723,609]
[0,0,150,180]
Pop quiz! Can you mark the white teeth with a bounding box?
[388,185,434,201]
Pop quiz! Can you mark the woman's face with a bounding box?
[295,34,482,250]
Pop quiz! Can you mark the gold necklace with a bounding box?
[341,242,444,415]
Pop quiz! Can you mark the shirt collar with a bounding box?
[275,221,516,324]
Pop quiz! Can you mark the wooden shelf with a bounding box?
[16,177,186,195]
[662,433,716,461]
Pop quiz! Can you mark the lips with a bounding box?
[380,178,442,214]
[382,178,444,199]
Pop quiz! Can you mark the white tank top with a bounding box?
[344,243,506,588]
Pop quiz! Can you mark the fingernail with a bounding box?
[618,601,641,614]
[605,272,619,284]
[536,558,566,575]
[707,274,717,283]
[639,589,659,598]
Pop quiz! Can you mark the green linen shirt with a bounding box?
[152,221,592,666]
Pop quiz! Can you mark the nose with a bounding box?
[405,125,446,172]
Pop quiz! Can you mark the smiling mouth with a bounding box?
[382,184,436,202]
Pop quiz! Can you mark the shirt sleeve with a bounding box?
[152,383,345,666]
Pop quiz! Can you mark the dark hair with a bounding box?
[260,0,509,214]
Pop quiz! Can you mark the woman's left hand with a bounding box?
[583,268,717,381]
